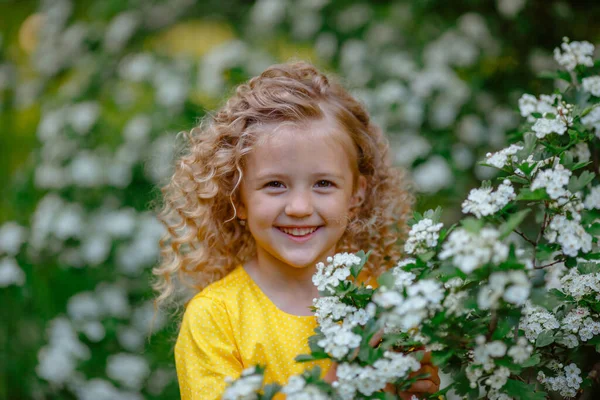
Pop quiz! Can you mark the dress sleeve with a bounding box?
[175,295,243,400]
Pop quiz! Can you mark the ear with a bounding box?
[350,175,367,209]
[234,193,247,220]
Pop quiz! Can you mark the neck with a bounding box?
[248,252,328,298]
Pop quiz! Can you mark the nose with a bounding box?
[284,189,314,217]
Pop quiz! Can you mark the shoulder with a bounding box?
[184,266,250,315]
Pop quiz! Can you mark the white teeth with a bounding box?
[279,227,318,236]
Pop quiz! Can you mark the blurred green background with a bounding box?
[1,0,599,398]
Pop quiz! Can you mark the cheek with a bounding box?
[320,196,353,225]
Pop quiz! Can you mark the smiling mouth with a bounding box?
[276,226,320,237]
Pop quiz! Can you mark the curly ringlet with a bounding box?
[152,61,414,310]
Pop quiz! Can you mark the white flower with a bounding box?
[282,375,331,400]
[0,257,26,287]
[312,253,359,293]
[223,367,263,400]
[553,38,595,71]
[559,268,600,300]
[439,227,509,274]
[318,322,362,359]
[70,151,104,187]
[106,353,150,390]
[313,296,356,325]
[333,353,420,399]
[412,156,454,194]
[507,337,533,364]
[584,186,600,209]
[486,366,510,390]
[68,102,100,134]
[462,179,515,218]
[544,215,592,257]
[520,302,560,342]
[36,318,91,385]
[484,144,523,169]
[531,116,567,138]
[0,222,27,255]
[404,218,443,255]
[530,163,571,200]
[538,362,582,397]
[104,12,140,53]
[81,321,105,342]
[67,292,102,321]
[497,0,526,18]
[478,270,530,309]
[582,76,600,97]
[582,106,600,134]
[518,93,561,121]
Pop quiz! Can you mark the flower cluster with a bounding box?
[374,277,444,331]
[538,363,583,398]
[477,270,531,309]
[520,303,560,343]
[312,253,359,293]
[333,352,421,399]
[404,218,444,255]
[461,179,515,218]
[530,163,572,201]
[484,144,523,169]
[553,38,595,71]
[439,226,509,274]
[222,367,263,400]
[282,376,331,400]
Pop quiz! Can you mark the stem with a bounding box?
[515,230,536,246]
[534,259,565,269]
[593,141,600,177]
[486,311,498,341]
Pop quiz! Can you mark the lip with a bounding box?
[276,226,321,243]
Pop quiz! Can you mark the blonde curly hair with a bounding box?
[152,61,414,310]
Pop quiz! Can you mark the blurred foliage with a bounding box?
[1,0,600,399]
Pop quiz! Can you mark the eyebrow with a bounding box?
[253,172,346,181]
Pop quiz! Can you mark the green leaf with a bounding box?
[262,383,282,400]
[577,261,600,274]
[295,352,329,362]
[586,223,600,236]
[377,270,396,289]
[521,353,541,368]
[351,250,371,278]
[572,160,592,171]
[581,103,600,118]
[578,252,600,260]
[418,250,436,262]
[535,330,555,347]
[431,349,454,365]
[516,188,548,201]
[492,315,519,340]
[506,175,530,185]
[423,206,443,222]
[499,209,531,239]
[504,379,547,400]
[568,170,595,193]
[461,217,484,233]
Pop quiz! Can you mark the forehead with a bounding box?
[244,117,357,176]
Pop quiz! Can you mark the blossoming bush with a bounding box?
[221,38,600,399]
[2,0,600,398]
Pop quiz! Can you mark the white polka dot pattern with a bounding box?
[174,266,331,400]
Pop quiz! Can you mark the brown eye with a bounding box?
[316,180,334,188]
[266,181,284,188]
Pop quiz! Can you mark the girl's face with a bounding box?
[238,117,367,272]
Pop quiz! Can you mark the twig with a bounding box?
[515,230,536,246]
[534,259,565,270]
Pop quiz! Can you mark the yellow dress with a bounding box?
[175,265,331,400]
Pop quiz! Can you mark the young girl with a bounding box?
[153,61,438,399]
